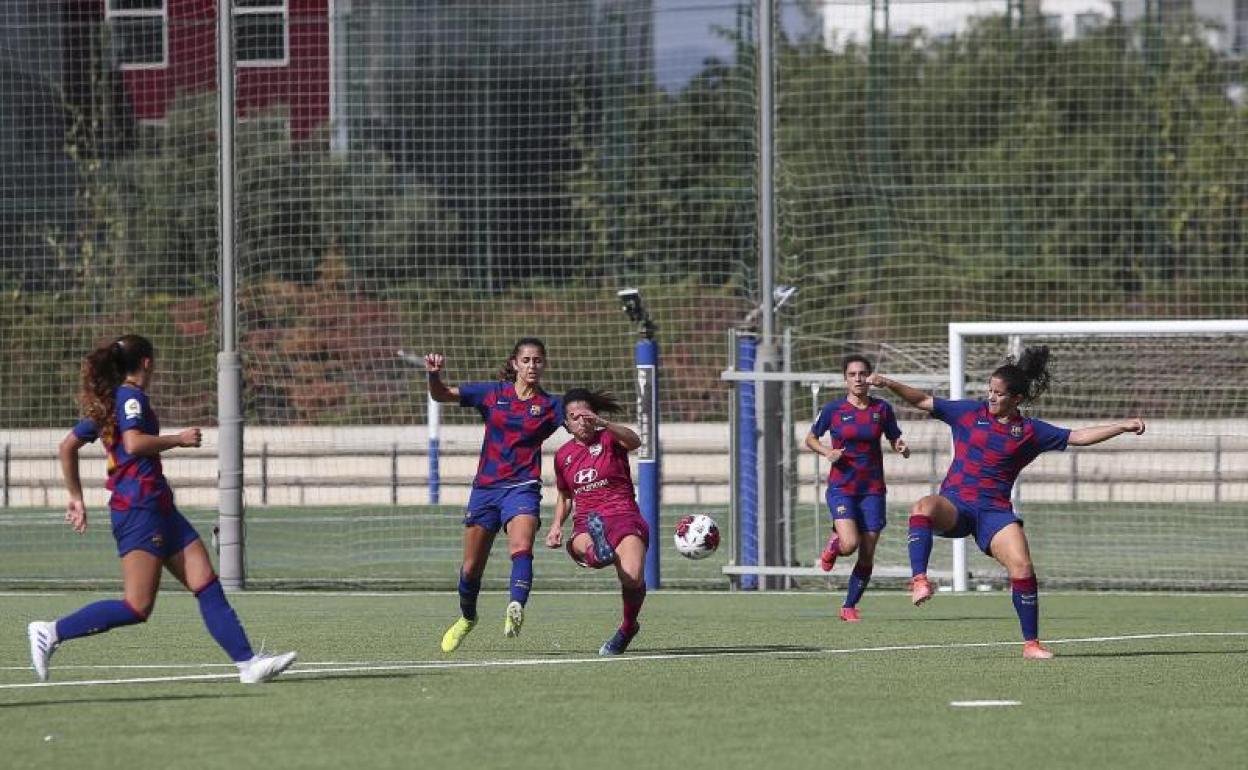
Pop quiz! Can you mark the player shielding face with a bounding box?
[545,388,647,655]
[28,335,296,684]
[871,346,1146,659]
[804,355,909,622]
[426,338,564,652]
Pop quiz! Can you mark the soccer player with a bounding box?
[544,389,648,655]
[27,335,297,683]
[870,346,1146,659]
[805,355,910,622]
[426,338,564,652]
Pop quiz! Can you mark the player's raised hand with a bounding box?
[866,373,887,388]
[424,352,445,375]
[178,427,202,448]
[65,498,88,534]
[895,438,911,458]
[544,524,563,549]
[1124,418,1146,435]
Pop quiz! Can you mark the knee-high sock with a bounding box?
[195,577,255,662]
[908,515,933,577]
[621,585,646,634]
[1011,576,1040,641]
[55,599,145,642]
[458,570,482,622]
[509,550,534,606]
[843,564,873,608]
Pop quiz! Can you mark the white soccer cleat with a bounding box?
[237,651,298,684]
[504,601,525,638]
[27,621,59,682]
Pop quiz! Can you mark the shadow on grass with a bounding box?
[1054,648,1248,659]
[0,692,253,709]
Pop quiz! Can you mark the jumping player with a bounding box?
[870,346,1146,659]
[27,335,297,683]
[805,355,910,622]
[427,338,564,651]
[544,389,648,655]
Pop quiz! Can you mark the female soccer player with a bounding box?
[426,338,564,652]
[544,389,647,655]
[805,355,910,622]
[28,335,297,683]
[870,346,1145,659]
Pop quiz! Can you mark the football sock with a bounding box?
[195,577,255,662]
[1011,576,1040,641]
[908,515,933,577]
[844,564,873,608]
[55,599,145,642]
[458,570,481,622]
[621,585,646,635]
[509,550,534,606]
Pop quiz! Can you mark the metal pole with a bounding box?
[757,0,775,348]
[948,326,967,592]
[216,0,245,591]
[428,395,441,504]
[636,338,661,589]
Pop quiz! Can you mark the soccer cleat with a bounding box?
[503,601,524,638]
[440,617,476,652]
[586,513,617,566]
[27,621,59,682]
[819,535,839,572]
[1022,640,1055,660]
[237,650,298,684]
[599,624,639,656]
[909,574,934,606]
[839,607,861,623]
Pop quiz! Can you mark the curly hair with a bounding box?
[991,345,1054,404]
[79,334,153,444]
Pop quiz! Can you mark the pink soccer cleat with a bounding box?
[1023,640,1054,660]
[838,607,861,623]
[819,536,839,572]
[909,574,934,606]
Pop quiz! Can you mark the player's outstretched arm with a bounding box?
[58,432,89,534]
[122,427,201,457]
[868,373,934,413]
[1068,418,1146,447]
[424,352,460,403]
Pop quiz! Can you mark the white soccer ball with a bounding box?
[673,514,720,560]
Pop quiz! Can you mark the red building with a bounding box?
[101,0,331,139]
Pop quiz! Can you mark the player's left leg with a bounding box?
[841,530,879,622]
[503,512,539,638]
[601,535,647,656]
[987,522,1051,660]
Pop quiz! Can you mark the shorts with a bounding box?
[464,484,542,533]
[111,505,201,559]
[571,510,650,550]
[825,491,887,533]
[938,494,1021,554]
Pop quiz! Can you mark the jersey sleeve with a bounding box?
[71,418,99,443]
[1031,419,1071,453]
[882,401,902,441]
[810,404,834,439]
[116,390,150,434]
[931,398,979,425]
[457,382,493,409]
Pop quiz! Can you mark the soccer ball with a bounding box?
[673,514,720,560]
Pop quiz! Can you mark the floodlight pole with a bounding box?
[635,321,661,590]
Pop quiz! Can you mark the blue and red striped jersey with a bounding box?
[71,384,173,513]
[810,397,902,495]
[932,398,1070,510]
[459,381,564,489]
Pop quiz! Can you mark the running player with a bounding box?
[805,354,910,622]
[27,334,296,683]
[427,338,564,651]
[544,389,648,655]
[870,346,1146,659]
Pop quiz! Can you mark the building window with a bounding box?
[235,0,289,68]
[106,0,167,71]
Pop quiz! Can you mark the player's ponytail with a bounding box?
[562,388,622,415]
[79,334,155,443]
[992,345,1053,404]
[497,337,547,382]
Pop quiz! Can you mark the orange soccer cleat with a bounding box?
[838,607,861,623]
[909,574,934,606]
[1023,640,1055,660]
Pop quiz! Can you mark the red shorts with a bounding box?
[572,510,650,550]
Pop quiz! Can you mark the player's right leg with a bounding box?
[600,535,647,656]
[986,521,1051,659]
[907,495,959,606]
[442,520,497,653]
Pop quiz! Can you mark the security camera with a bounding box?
[617,288,645,323]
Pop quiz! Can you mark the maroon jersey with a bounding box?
[554,429,641,523]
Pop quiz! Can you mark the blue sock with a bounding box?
[458,571,481,622]
[908,515,933,576]
[1011,576,1040,641]
[195,578,254,662]
[509,550,534,606]
[55,599,145,642]
[843,564,873,608]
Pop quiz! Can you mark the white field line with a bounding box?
[1,631,1244,690]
